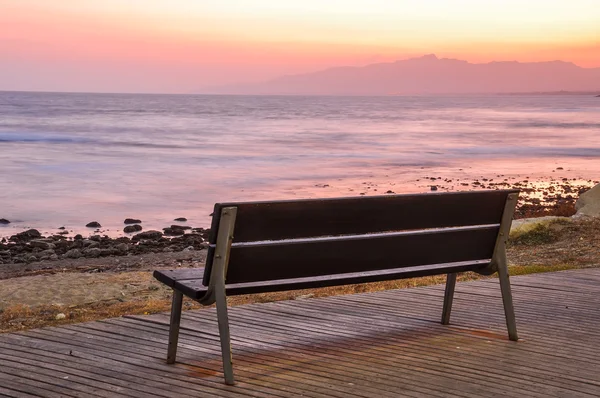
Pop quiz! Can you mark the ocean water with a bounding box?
[1,91,599,237]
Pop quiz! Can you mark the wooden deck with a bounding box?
[1,268,600,397]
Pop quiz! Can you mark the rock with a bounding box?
[82,239,99,248]
[10,229,41,242]
[0,218,10,224]
[84,248,103,258]
[574,183,600,218]
[174,217,187,222]
[86,221,101,228]
[115,243,129,252]
[182,246,195,252]
[163,228,184,236]
[64,248,82,259]
[124,224,143,233]
[29,240,55,250]
[132,230,163,241]
[49,254,59,261]
[55,313,66,320]
[58,226,66,230]
[124,218,142,224]
[74,234,83,240]
[57,230,69,235]
[430,185,438,191]
[170,225,192,230]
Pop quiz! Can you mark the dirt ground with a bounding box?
[1,217,598,333]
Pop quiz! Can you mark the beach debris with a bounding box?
[124,218,142,224]
[295,293,314,300]
[132,230,163,241]
[124,224,143,233]
[174,217,187,222]
[55,313,66,320]
[0,218,10,224]
[86,221,101,228]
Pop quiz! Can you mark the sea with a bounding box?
[1,91,599,237]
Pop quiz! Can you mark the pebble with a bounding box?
[124,218,142,224]
[174,217,187,222]
[55,313,66,320]
[86,221,101,228]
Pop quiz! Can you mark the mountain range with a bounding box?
[203,54,600,95]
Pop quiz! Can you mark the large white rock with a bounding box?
[574,183,600,218]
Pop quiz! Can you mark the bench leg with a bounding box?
[167,290,183,364]
[441,273,457,325]
[215,287,235,385]
[497,251,519,341]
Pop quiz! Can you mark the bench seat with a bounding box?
[154,259,490,298]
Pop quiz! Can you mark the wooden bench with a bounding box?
[154,189,520,385]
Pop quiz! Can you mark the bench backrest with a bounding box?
[203,190,519,285]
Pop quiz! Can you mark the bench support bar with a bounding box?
[167,290,183,364]
[216,284,234,385]
[493,193,519,341]
[497,249,518,341]
[441,273,457,325]
[211,207,238,385]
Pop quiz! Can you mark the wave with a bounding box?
[509,121,600,129]
[0,132,92,144]
[0,132,190,150]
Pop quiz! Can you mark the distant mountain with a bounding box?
[203,54,600,95]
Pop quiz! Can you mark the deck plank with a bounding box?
[1,268,600,397]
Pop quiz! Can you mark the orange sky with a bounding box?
[1,0,598,93]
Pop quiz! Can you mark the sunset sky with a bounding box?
[1,0,599,93]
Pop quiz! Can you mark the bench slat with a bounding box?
[174,260,489,299]
[220,224,499,284]
[209,190,516,244]
[153,268,205,288]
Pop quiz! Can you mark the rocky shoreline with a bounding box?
[0,222,209,266]
[1,176,598,267]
